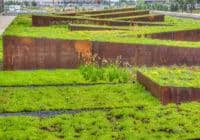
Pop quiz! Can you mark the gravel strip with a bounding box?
[0,82,134,89]
[0,108,112,118]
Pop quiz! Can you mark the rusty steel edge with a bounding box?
[148,29,200,42]
[31,15,168,27]
[59,7,135,16]
[137,71,200,105]
[3,35,200,71]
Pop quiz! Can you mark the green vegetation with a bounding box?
[4,15,200,48]
[61,7,135,15]
[0,70,86,86]
[0,83,158,113]
[115,14,163,20]
[0,103,200,139]
[89,10,148,17]
[80,64,131,83]
[139,67,200,88]
[0,67,133,87]
[69,24,129,30]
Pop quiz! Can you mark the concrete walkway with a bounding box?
[0,16,16,35]
[150,10,200,20]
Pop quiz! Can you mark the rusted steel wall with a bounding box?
[149,29,200,42]
[68,25,126,31]
[3,36,200,70]
[32,15,133,27]
[90,10,149,19]
[122,15,164,22]
[93,42,200,66]
[32,15,167,27]
[137,71,200,105]
[3,36,92,70]
[60,7,135,16]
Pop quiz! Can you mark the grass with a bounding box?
[69,24,129,30]
[139,66,200,88]
[115,14,163,20]
[79,64,131,83]
[0,83,159,113]
[0,64,133,86]
[0,70,87,86]
[3,15,200,48]
[89,10,148,17]
[0,103,200,139]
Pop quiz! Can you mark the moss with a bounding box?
[139,66,200,88]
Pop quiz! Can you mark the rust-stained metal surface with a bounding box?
[137,71,200,105]
[32,15,168,27]
[90,10,149,19]
[92,42,200,66]
[3,36,92,70]
[60,7,135,16]
[3,36,200,70]
[122,15,164,22]
[149,29,200,42]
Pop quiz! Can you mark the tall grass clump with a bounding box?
[79,56,131,83]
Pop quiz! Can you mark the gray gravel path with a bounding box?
[150,10,200,20]
[0,16,16,35]
[0,108,112,118]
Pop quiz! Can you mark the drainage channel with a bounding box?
[0,108,112,118]
[0,82,134,89]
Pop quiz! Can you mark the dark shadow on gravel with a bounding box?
[0,108,112,118]
[0,82,134,89]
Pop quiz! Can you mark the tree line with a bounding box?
[136,0,199,13]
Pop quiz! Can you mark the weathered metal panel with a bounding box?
[149,29,200,42]
[137,71,200,105]
[3,36,200,70]
[3,36,92,70]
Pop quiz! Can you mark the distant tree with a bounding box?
[23,1,29,7]
[136,0,145,10]
[174,0,197,12]
[31,1,37,7]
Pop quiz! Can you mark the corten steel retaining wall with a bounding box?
[92,42,200,66]
[3,36,200,70]
[32,15,167,27]
[3,36,92,70]
[137,71,200,105]
[60,7,135,16]
[149,29,200,42]
[121,15,164,22]
[90,10,149,19]
[68,25,127,31]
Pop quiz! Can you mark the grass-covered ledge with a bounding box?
[3,15,200,48]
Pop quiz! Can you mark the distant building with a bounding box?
[0,0,3,13]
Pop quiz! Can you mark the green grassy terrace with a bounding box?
[3,15,200,48]
[88,10,148,17]
[139,67,200,88]
[0,87,200,139]
[0,83,157,112]
[114,14,163,20]
[0,105,200,140]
